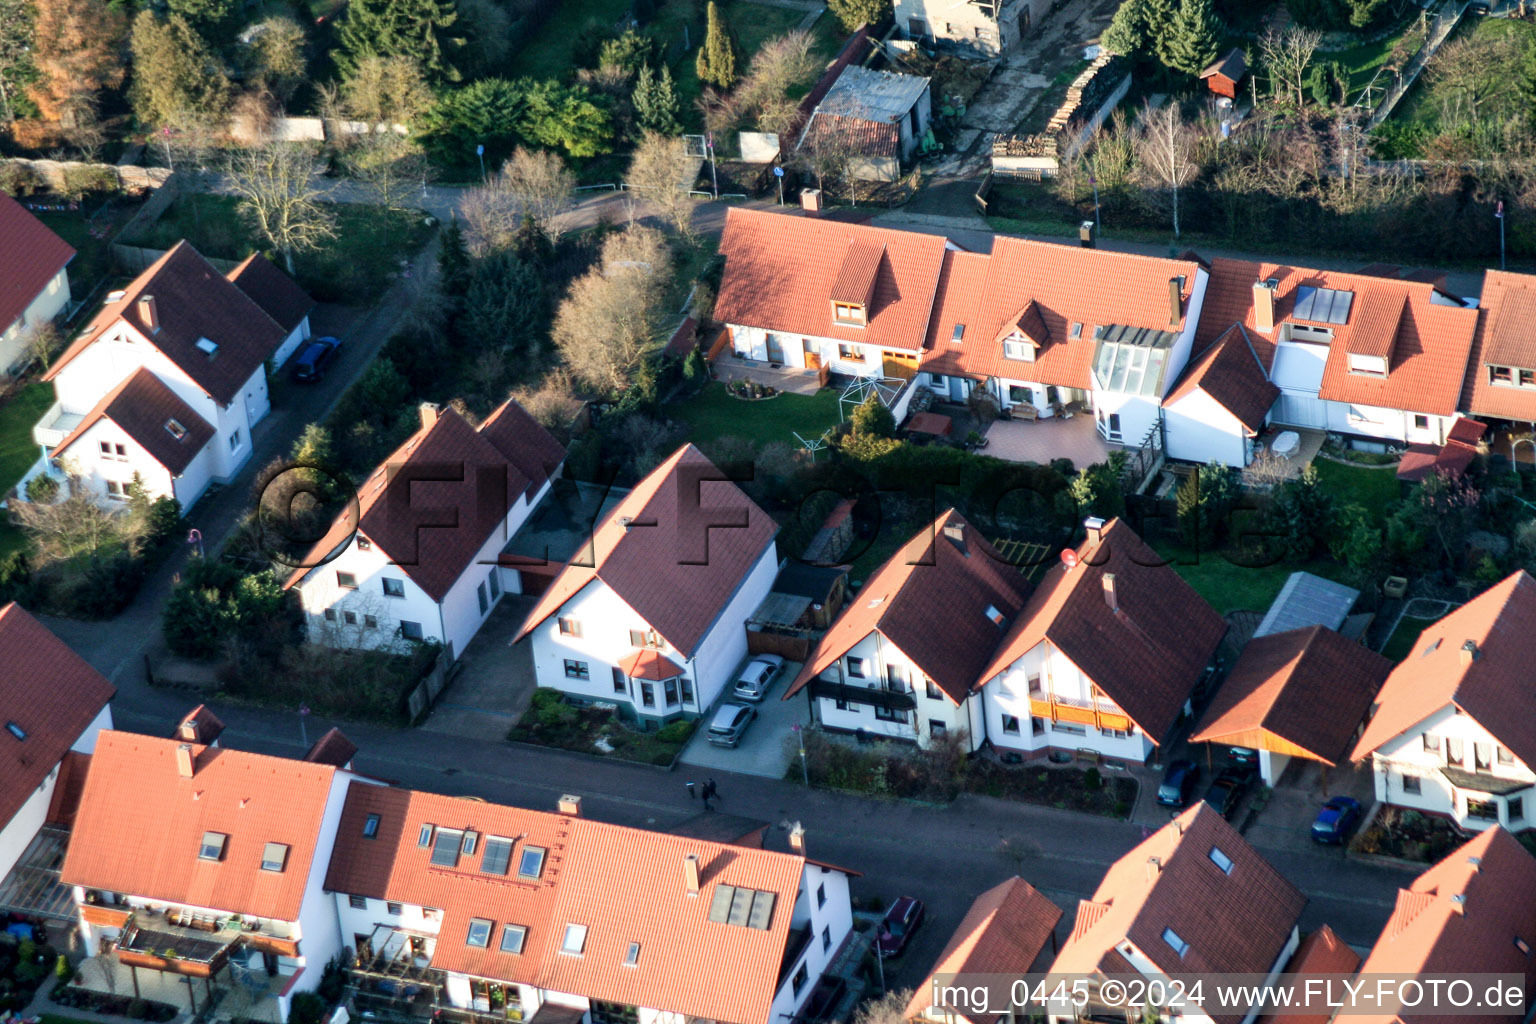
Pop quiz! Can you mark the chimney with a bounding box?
[1461,640,1479,666]
[175,743,195,779]
[800,188,823,214]
[1253,278,1278,333]
[1102,573,1118,613]
[942,520,967,556]
[1168,277,1184,329]
[683,854,700,895]
[557,794,581,817]
[138,294,160,333]
[1146,855,1161,880]
[1449,893,1467,915]
[1079,220,1096,249]
[788,822,806,854]
[1084,516,1106,546]
[418,402,441,430]
[618,515,633,534]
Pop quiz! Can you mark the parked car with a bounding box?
[876,896,925,957]
[706,702,757,748]
[1204,766,1254,820]
[1311,796,1362,844]
[291,336,342,381]
[732,654,785,702]
[1226,746,1259,771]
[1156,759,1201,808]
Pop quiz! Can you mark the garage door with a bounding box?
[1276,394,1327,429]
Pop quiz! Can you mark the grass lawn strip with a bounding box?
[1312,457,1402,525]
[667,381,842,451]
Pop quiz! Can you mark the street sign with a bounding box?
[773,166,784,177]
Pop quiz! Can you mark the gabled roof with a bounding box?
[817,65,929,120]
[324,783,833,1024]
[0,603,114,828]
[1198,47,1248,82]
[906,877,1062,1024]
[515,444,778,658]
[1164,323,1278,433]
[52,367,216,476]
[0,193,74,332]
[1461,269,1536,421]
[1195,257,1478,417]
[799,112,901,159]
[831,238,886,306]
[1191,625,1391,766]
[784,509,1034,703]
[1351,827,1536,1024]
[618,648,686,681]
[978,519,1226,743]
[1353,571,1536,765]
[226,253,316,333]
[715,208,948,353]
[288,401,564,603]
[304,727,359,767]
[1051,804,1305,1024]
[175,705,225,746]
[919,238,1200,391]
[47,242,293,406]
[1260,925,1360,1024]
[61,731,341,921]
[1397,416,1485,483]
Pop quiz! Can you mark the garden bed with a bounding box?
[1349,805,1466,863]
[966,760,1137,818]
[508,688,695,766]
[0,934,61,1013]
[52,980,178,1022]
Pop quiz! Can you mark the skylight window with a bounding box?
[561,924,587,955]
[501,925,527,954]
[518,845,546,879]
[196,337,219,357]
[165,419,188,441]
[1162,927,1189,957]
[461,831,479,856]
[1208,847,1233,875]
[1069,323,1083,339]
[363,814,380,839]
[431,828,462,867]
[5,722,24,741]
[261,842,289,873]
[466,919,492,948]
[417,825,433,848]
[985,604,1008,628]
[481,837,513,875]
[623,942,640,967]
[199,832,227,862]
[951,324,965,344]
[1517,937,1532,956]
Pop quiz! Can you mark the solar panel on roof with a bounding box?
[747,890,776,930]
[707,884,735,923]
[727,886,754,926]
[1293,286,1318,321]
[1328,290,1354,324]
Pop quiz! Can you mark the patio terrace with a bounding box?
[984,412,1116,469]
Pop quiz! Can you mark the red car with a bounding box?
[876,896,925,957]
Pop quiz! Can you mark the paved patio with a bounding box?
[984,413,1116,469]
[710,356,827,397]
[72,949,287,1022]
[1249,426,1326,480]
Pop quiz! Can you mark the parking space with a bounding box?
[680,659,810,778]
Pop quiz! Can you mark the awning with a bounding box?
[0,826,76,921]
[1441,766,1532,796]
[617,648,685,681]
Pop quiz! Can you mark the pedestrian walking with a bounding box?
[702,792,713,812]
[703,779,720,802]
[686,781,697,799]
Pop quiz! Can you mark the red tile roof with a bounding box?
[906,877,1062,1024]
[49,242,292,406]
[1164,324,1278,433]
[979,519,1226,744]
[44,749,92,828]
[1191,625,1390,766]
[1196,257,1478,417]
[799,112,901,159]
[226,253,315,334]
[514,444,778,658]
[618,649,686,681]
[1351,827,1536,1024]
[175,705,226,745]
[52,367,216,476]
[919,239,1200,390]
[0,603,114,827]
[304,727,359,767]
[715,208,947,353]
[1051,804,1305,1024]
[324,783,827,1024]
[1396,417,1485,482]
[61,731,342,921]
[1353,570,1536,766]
[1260,925,1360,1024]
[287,401,565,602]
[784,509,1034,703]
[1461,269,1536,421]
[0,193,74,333]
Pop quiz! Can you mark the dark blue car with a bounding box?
[1157,759,1201,807]
[1311,796,1362,844]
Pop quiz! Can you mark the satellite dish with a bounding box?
[1061,548,1079,568]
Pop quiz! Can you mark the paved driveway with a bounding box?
[419,596,537,742]
[680,660,810,779]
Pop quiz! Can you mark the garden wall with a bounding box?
[0,158,171,194]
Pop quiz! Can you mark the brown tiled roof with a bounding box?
[44,750,92,828]
[1396,417,1485,483]
[800,111,900,159]
[1195,258,1478,417]
[1198,48,1248,82]
[287,401,565,603]
[514,444,779,658]
[1164,324,1278,433]
[1051,804,1305,1024]
[1260,925,1361,1024]
[919,240,1200,390]
[304,727,359,767]
[0,193,74,332]
[324,783,823,1024]
[61,731,340,921]
[47,242,290,406]
[0,603,115,828]
[830,238,886,306]
[715,208,947,354]
[1461,270,1536,421]
[52,367,216,476]
[175,705,226,745]
[618,649,685,681]
[784,509,1034,703]
[1191,626,1390,766]
[226,253,315,333]
[978,519,1226,744]
[906,877,1062,1024]
[1353,571,1536,765]
[1351,828,1536,1024]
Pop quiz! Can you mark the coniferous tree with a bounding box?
[128,11,232,127]
[1101,0,1149,57]
[633,63,682,134]
[1144,0,1179,66]
[1162,0,1221,77]
[335,0,464,84]
[695,2,736,89]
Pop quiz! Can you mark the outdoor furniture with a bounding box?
[1013,405,1039,421]
[1272,430,1301,458]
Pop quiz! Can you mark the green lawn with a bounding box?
[1381,613,1436,661]
[1312,457,1402,525]
[1388,17,1536,129]
[0,381,55,496]
[666,382,842,450]
[512,0,633,80]
[1155,541,1353,616]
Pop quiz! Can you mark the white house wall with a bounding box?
[293,772,381,996]
[1368,704,1535,831]
[272,317,313,368]
[1322,400,1450,446]
[807,631,974,747]
[728,325,903,379]
[59,418,185,507]
[767,864,853,1024]
[1164,388,1252,467]
[0,766,58,881]
[298,537,446,651]
[0,266,71,373]
[982,640,1156,762]
[687,541,779,708]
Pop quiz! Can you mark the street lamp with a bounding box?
[791,723,808,786]
[476,143,486,182]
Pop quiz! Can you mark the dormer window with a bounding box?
[1003,338,1035,362]
[1489,365,1536,389]
[833,302,866,327]
[1347,353,1388,377]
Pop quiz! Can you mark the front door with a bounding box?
[949,376,967,401]
[766,333,784,364]
[803,338,821,369]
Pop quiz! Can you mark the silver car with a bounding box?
[732,654,785,702]
[706,702,757,748]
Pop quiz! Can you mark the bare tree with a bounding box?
[797,116,858,203]
[513,372,583,430]
[225,142,338,275]
[1135,102,1200,240]
[551,225,673,395]
[339,54,434,128]
[625,131,699,238]
[501,147,575,240]
[851,989,916,1024]
[347,128,432,211]
[12,477,120,562]
[1259,27,1321,109]
[23,322,61,372]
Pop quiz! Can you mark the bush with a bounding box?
[656,719,695,743]
[54,954,72,985]
[0,161,45,196]
[1084,766,1102,791]
[288,991,328,1024]
[25,474,59,504]
[60,165,118,200]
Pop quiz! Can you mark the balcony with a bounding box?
[1028,693,1131,732]
[32,401,83,449]
[807,679,917,712]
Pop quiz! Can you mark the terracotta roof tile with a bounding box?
[47,242,291,406]
[1191,625,1390,766]
[53,367,216,476]
[800,112,900,159]
[715,208,947,353]
[0,603,115,827]
[1461,270,1536,421]
[830,238,886,306]
[1051,804,1305,1024]
[226,253,315,334]
[1164,324,1278,433]
[1353,571,1536,765]
[617,649,686,681]
[0,194,74,333]
[784,509,1034,703]
[514,444,778,657]
[1260,925,1360,1024]
[61,731,340,921]
[1396,417,1485,483]
[304,727,359,767]
[979,519,1226,744]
